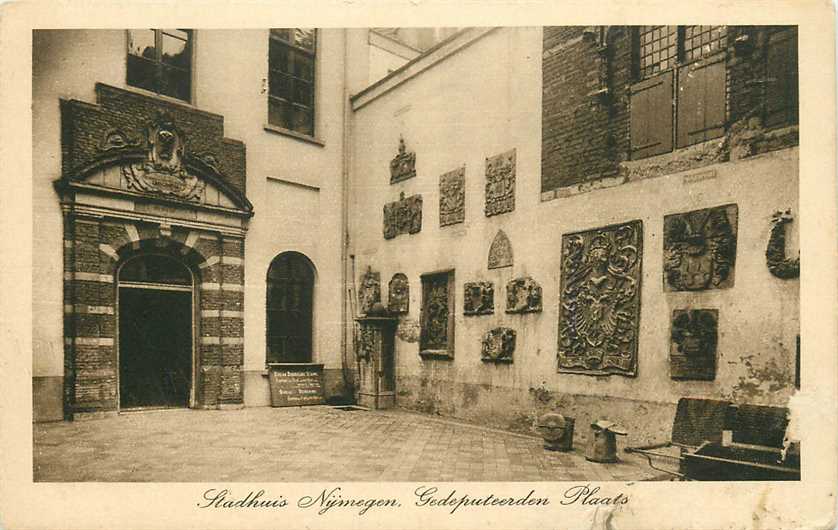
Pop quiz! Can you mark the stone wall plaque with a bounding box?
[390,136,416,184]
[670,309,718,381]
[481,327,516,363]
[487,230,513,269]
[439,166,465,227]
[383,192,423,239]
[766,209,800,279]
[558,220,643,376]
[463,281,494,315]
[420,271,454,358]
[485,149,516,216]
[268,363,325,407]
[359,268,381,314]
[388,273,410,314]
[506,277,543,314]
[663,204,738,291]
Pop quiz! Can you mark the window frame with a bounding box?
[267,28,318,139]
[265,252,316,365]
[125,29,195,104]
[630,25,729,160]
[419,269,455,360]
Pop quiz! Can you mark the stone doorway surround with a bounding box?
[54,84,253,419]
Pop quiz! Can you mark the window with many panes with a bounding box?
[268,28,317,136]
[631,25,727,159]
[419,270,455,359]
[266,252,315,364]
[127,29,193,102]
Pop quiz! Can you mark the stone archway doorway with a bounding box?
[117,253,196,410]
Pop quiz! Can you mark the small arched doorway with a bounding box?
[266,252,315,364]
[117,253,195,409]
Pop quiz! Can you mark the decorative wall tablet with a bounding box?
[766,209,800,279]
[558,220,643,376]
[487,230,513,269]
[439,166,466,227]
[481,327,516,363]
[463,281,494,315]
[388,273,410,314]
[390,136,416,184]
[359,268,381,315]
[485,149,516,216]
[506,277,542,314]
[663,204,738,291]
[383,192,423,239]
[670,309,718,380]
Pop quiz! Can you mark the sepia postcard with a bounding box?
[1,0,836,529]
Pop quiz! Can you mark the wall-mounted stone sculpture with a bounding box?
[670,309,718,381]
[558,220,643,376]
[388,273,410,314]
[390,136,416,184]
[663,204,738,291]
[487,230,513,269]
[463,281,494,315]
[481,327,516,363]
[766,209,800,279]
[439,166,465,227]
[359,268,381,315]
[383,192,423,239]
[356,325,377,360]
[506,277,543,314]
[485,149,516,216]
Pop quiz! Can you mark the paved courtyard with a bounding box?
[34,406,667,482]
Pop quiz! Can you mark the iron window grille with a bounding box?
[268,28,317,137]
[127,29,193,102]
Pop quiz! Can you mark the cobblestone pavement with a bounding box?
[34,406,667,482]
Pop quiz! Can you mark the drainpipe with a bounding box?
[339,28,353,399]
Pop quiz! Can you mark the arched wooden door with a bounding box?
[266,252,315,364]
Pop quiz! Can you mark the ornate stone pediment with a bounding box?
[55,83,252,217]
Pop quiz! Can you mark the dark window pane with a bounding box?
[128,29,156,59]
[269,38,290,73]
[120,254,192,285]
[293,52,314,81]
[266,253,314,364]
[268,97,293,129]
[160,65,191,101]
[293,79,312,106]
[126,54,159,93]
[765,28,798,128]
[270,28,293,43]
[269,70,292,99]
[161,32,190,69]
[293,107,314,136]
[162,29,190,40]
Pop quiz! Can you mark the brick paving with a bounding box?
[33,406,667,482]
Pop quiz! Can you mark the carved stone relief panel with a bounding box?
[481,327,516,363]
[420,271,454,358]
[506,277,542,314]
[121,113,206,202]
[359,268,381,315]
[766,209,800,279]
[356,325,378,360]
[670,309,718,381]
[439,166,466,227]
[663,204,738,291]
[384,192,423,240]
[390,136,416,184]
[485,149,516,217]
[558,220,643,376]
[463,281,494,316]
[388,273,410,314]
[487,230,513,269]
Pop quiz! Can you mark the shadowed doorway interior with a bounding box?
[118,254,194,409]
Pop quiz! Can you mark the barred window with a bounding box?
[637,26,678,79]
[268,28,317,136]
[127,29,193,102]
[683,25,728,62]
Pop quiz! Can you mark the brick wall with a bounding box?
[541,25,799,194]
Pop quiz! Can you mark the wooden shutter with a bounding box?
[676,54,726,148]
[630,71,674,159]
[765,28,798,128]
